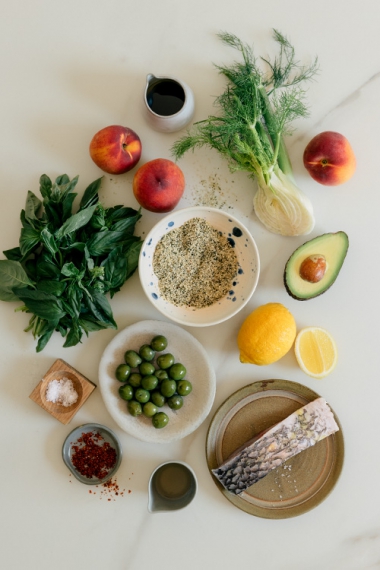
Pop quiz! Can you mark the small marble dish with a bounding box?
[138,207,260,327]
[62,423,122,485]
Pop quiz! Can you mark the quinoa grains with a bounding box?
[152,218,238,309]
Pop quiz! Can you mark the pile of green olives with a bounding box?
[115,335,193,429]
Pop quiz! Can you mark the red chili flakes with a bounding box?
[98,477,125,501]
[71,431,117,480]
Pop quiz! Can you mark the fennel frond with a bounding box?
[171,30,318,236]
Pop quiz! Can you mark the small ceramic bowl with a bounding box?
[62,423,122,485]
[138,207,260,327]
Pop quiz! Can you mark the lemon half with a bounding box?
[294,327,338,379]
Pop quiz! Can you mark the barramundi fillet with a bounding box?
[212,397,339,495]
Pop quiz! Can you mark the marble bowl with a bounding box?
[138,207,260,327]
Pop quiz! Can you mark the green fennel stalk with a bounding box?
[171,30,318,236]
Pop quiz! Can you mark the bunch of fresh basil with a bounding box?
[0,174,143,351]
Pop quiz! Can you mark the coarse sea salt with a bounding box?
[45,377,79,407]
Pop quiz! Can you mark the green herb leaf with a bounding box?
[40,227,59,257]
[13,287,66,321]
[79,177,102,210]
[25,191,42,221]
[19,226,41,257]
[0,261,35,301]
[55,204,97,239]
[39,174,52,201]
[84,287,117,329]
[36,280,66,297]
[3,247,22,261]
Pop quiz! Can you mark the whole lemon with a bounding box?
[237,303,296,365]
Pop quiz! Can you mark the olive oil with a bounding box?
[146,79,185,117]
[154,463,192,500]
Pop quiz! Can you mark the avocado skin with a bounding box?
[283,231,349,301]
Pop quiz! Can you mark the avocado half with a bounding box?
[284,231,349,300]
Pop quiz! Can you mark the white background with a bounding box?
[0,1,378,569]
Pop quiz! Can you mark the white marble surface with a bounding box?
[1,1,379,569]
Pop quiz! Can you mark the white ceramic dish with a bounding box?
[98,320,216,443]
[138,207,260,327]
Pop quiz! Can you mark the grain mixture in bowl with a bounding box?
[152,217,238,308]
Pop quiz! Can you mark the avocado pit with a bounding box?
[299,254,327,283]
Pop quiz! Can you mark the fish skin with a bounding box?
[212,397,339,495]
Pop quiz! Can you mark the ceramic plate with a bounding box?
[206,379,344,519]
[138,207,260,327]
[99,320,216,443]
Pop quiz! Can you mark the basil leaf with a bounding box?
[62,192,77,222]
[25,191,42,221]
[55,204,97,239]
[40,174,52,201]
[0,261,35,301]
[44,202,62,229]
[84,288,117,328]
[63,324,82,347]
[106,206,139,223]
[3,247,22,261]
[86,229,127,256]
[35,258,61,280]
[79,317,107,333]
[13,287,66,321]
[36,327,55,352]
[40,227,58,257]
[36,280,66,297]
[55,174,70,186]
[103,246,127,292]
[125,239,143,278]
[112,212,142,234]
[61,262,81,278]
[19,226,41,257]
[79,177,102,210]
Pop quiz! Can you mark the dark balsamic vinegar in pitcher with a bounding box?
[146,79,185,116]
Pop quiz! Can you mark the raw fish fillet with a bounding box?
[212,397,339,495]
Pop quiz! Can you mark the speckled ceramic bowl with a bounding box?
[138,207,260,327]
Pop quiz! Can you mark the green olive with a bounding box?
[129,372,142,388]
[151,391,166,408]
[169,363,187,381]
[155,369,169,382]
[139,361,156,376]
[141,374,159,391]
[115,363,131,382]
[127,400,142,417]
[118,384,134,401]
[160,379,177,398]
[152,412,169,429]
[167,394,184,410]
[143,401,158,418]
[135,388,150,403]
[157,353,175,370]
[150,335,168,352]
[139,344,155,361]
[124,350,142,368]
[176,380,192,396]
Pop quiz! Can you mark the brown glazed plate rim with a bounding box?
[205,379,344,519]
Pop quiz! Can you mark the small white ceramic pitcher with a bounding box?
[144,74,195,133]
[148,460,197,513]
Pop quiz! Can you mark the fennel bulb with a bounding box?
[171,30,318,237]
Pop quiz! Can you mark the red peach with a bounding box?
[303,131,356,186]
[133,158,185,213]
[89,125,142,175]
